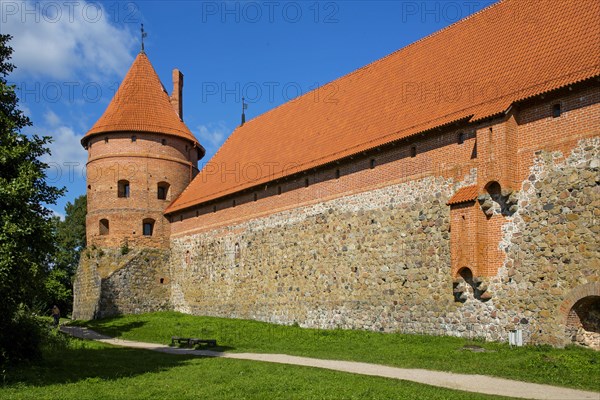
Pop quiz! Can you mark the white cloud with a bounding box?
[44,110,61,126]
[37,125,88,178]
[195,122,230,156]
[2,0,137,80]
[19,101,31,118]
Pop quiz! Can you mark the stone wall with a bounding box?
[488,137,600,346]
[169,138,599,345]
[73,247,171,320]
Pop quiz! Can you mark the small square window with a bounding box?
[118,180,130,198]
[131,135,137,142]
[143,220,154,236]
[552,104,561,118]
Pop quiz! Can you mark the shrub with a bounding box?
[120,243,129,255]
[0,305,46,367]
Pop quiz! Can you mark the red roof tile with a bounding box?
[447,186,479,205]
[82,52,199,146]
[167,0,600,213]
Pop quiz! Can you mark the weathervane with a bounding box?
[241,97,248,126]
[141,23,147,53]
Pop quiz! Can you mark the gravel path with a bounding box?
[60,326,599,400]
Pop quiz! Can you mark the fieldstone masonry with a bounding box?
[490,138,600,347]
[73,248,171,320]
[168,139,599,347]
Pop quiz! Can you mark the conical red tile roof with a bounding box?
[82,52,199,146]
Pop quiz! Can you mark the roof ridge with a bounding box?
[240,0,505,127]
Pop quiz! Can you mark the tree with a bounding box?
[0,34,65,364]
[46,195,86,315]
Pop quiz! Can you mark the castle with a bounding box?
[73,0,600,348]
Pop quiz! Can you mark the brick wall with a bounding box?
[86,132,199,249]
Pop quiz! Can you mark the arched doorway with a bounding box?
[560,283,600,350]
[566,296,600,349]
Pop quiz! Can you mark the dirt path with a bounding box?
[60,326,599,400]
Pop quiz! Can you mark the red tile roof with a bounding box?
[447,186,479,205]
[82,52,200,146]
[166,0,600,213]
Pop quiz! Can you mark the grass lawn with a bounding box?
[71,311,600,392]
[1,338,514,400]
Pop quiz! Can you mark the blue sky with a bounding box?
[1,0,496,217]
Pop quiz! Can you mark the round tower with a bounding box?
[81,51,204,250]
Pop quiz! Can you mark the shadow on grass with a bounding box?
[85,320,147,337]
[4,339,208,388]
[168,343,235,353]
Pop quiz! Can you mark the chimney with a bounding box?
[170,69,184,120]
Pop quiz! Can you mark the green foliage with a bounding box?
[53,195,86,275]
[1,338,511,400]
[0,34,65,366]
[120,241,129,255]
[44,268,72,312]
[78,312,600,391]
[0,306,46,372]
[47,195,86,315]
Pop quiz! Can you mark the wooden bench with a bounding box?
[171,336,217,347]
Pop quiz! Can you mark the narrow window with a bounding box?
[458,132,465,145]
[253,193,258,202]
[159,278,164,284]
[142,219,155,236]
[234,242,241,266]
[370,159,376,169]
[335,169,340,179]
[161,138,166,145]
[278,186,282,195]
[104,137,109,143]
[157,182,170,200]
[99,219,109,235]
[213,205,217,213]
[118,180,130,198]
[305,178,309,188]
[552,103,561,118]
[410,146,417,158]
[131,135,137,142]
[232,199,236,207]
